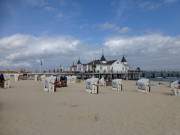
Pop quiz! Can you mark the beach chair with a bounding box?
[43,79,49,92]
[34,75,38,82]
[40,75,46,82]
[14,74,19,82]
[137,78,150,93]
[85,78,99,94]
[3,74,11,88]
[99,77,106,87]
[171,80,180,96]
[43,76,56,93]
[112,79,123,92]
[48,76,56,93]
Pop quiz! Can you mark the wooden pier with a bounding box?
[27,70,141,80]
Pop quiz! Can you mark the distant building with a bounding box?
[70,62,77,72]
[110,56,129,73]
[70,53,130,73]
[76,59,82,72]
[70,59,86,72]
[86,54,129,73]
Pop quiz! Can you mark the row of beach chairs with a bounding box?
[2,73,179,96]
[0,73,20,88]
[85,77,123,94]
[85,77,180,96]
[39,75,77,93]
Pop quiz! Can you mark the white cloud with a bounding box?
[24,0,48,7]
[104,34,180,70]
[138,1,161,10]
[137,0,179,10]
[24,0,57,12]
[164,0,178,3]
[0,34,83,69]
[0,34,32,50]
[99,22,130,33]
[0,33,180,70]
[112,0,179,16]
[44,6,56,11]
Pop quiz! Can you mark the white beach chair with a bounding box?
[137,78,150,93]
[85,79,92,93]
[43,76,56,93]
[99,77,106,87]
[66,76,77,85]
[71,76,77,84]
[43,78,49,92]
[3,74,11,88]
[112,79,123,92]
[171,80,180,96]
[34,75,38,82]
[14,74,19,82]
[48,76,56,93]
[66,76,71,84]
[85,78,99,94]
[40,75,46,82]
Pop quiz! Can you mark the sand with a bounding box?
[0,80,180,135]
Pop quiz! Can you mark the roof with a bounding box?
[100,54,106,61]
[106,60,116,65]
[87,59,116,65]
[87,60,101,65]
[136,67,141,71]
[77,59,81,64]
[121,56,127,63]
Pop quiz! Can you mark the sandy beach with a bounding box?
[0,80,180,135]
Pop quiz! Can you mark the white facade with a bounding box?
[70,56,130,73]
[95,64,110,73]
[110,60,129,73]
[86,64,94,72]
[77,64,83,72]
[94,60,129,73]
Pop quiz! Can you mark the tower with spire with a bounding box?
[77,58,81,64]
[121,55,127,65]
[100,48,106,64]
[76,58,82,72]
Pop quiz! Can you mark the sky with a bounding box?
[0,0,180,71]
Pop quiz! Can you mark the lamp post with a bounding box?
[92,60,96,77]
[40,59,43,73]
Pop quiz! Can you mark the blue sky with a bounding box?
[0,0,180,70]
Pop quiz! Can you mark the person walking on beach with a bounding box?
[0,74,5,88]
